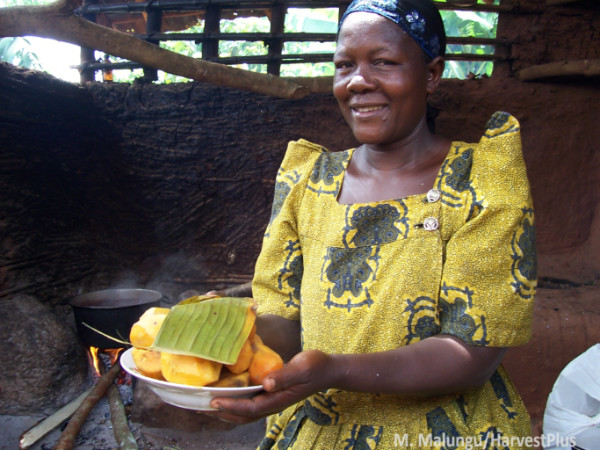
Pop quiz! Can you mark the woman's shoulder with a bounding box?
[450,112,520,148]
[447,112,523,162]
[279,139,325,171]
[280,139,352,174]
[479,111,522,153]
[446,111,529,203]
[475,111,525,170]
[288,138,329,153]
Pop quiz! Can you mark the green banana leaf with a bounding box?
[152,297,256,364]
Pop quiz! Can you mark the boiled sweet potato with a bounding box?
[208,371,250,388]
[248,335,284,385]
[131,348,163,380]
[129,307,170,348]
[225,338,253,374]
[160,352,222,386]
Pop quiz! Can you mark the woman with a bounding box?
[209,0,537,447]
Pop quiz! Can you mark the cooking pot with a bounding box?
[69,288,163,348]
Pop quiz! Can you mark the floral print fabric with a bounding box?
[253,112,537,449]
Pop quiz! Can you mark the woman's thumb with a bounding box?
[262,363,296,392]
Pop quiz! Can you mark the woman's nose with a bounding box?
[346,67,376,92]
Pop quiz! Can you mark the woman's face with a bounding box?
[333,12,436,146]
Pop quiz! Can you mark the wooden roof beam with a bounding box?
[516,59,600,81]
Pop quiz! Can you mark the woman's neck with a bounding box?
[338,133,451,204]
[360,130,447,172]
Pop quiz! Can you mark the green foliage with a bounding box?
[0,0,53,5]
[284,7,338,33]
[222,15,269,33]
[442,8,498,78]
[157,17,271,81]
[219,17,269,74]
[280,8,336,77]
[0,37,43,69]
[0,0,45,68]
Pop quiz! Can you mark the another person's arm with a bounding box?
[205,281,253,298]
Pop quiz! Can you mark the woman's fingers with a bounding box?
[209,389,296,422]
[207,350,333,423]
[208,397,267,424]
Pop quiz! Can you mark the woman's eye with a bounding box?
[335,61,352,70]
[374,59,394,66]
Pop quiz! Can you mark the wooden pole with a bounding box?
[79,0,97,83]
[52,361,122,450]
[267,2,286,76]
[19,388,93,449]
[142,8,162,82]
[203,5,220,61]
[516,59,600,81]
[107,384,138,450]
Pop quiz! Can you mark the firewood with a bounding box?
[19,388,92,449]
[52,360,122,450]
[107,384,138,450]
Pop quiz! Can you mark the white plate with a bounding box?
[120,347,263,411]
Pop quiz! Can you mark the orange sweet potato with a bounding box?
[248,335,284,385]
[208,371,250,388]
[131,348,164,380]
[226,338,253,374]
[160,352,222,386]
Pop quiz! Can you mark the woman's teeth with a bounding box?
[354,106,383,112]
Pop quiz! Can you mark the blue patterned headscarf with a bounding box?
[339,0,446,59]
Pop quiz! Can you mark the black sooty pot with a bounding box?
[69,288,163,348]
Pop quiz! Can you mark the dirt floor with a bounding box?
[0,377,266,450]
[1,398,266,450]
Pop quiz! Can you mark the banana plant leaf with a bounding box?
[152,297,256,364]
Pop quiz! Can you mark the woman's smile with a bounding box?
[333,13,433,146]
[351,103,387,117]
[352,104,385,113]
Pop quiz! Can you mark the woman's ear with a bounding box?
[426,56,445,94]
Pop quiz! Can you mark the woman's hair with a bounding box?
[339,0,447,61]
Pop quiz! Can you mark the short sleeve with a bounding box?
[253,139,326,320]
[438,112,537,347]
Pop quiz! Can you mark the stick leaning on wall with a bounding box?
[0,0,322,99]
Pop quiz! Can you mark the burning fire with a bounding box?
[87,347,123,376]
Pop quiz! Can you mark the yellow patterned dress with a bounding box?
[252,112,537,449]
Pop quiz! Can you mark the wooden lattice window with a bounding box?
[74,0,509,82]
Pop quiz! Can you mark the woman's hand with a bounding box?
[206,335,506,424]
[208,350,333,424]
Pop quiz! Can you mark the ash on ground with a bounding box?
[1,380,265,450]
